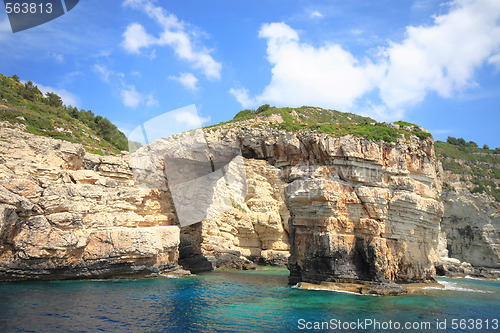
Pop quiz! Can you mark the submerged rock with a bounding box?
[296,280,444,296]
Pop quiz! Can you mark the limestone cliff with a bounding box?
[0,122,180,280]
[200,121,444,284]
[178,158,291,272]
[439,171,500,268]
[436,140,500,268]
[0,107,458,287]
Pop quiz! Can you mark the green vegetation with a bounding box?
[436,138,500,164]
[0,73,128,154]
[436,137,500,201]
[226,105,432,143]
[256,104,271,114]
[232,109,258,122]
[393,120,416,127]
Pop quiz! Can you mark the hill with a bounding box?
[0,73,127,155]
[436,137,500,202]
[209,104,432,143]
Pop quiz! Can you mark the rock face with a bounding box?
[0,123,181,280]
[178,158,290,272]
[0,117,447,285]
[200,125,444,284]
[439,172,500,268]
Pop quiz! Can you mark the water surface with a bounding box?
[0,267,499,332]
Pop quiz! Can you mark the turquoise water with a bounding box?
[0,267,499,332]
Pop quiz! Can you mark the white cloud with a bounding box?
[148,49,156,60]
[93,64,158,108]
[122,23,156,54]
[229,87,255,109]
[488,53,500,70]
[230,0,500,121]
[169,72,198,91]
[52,53,64,63]
[145,94,158,107]
[122,0,222,80]
[379,0,500,112]
[430,128,453,135]
[237,22,384,111]
[96,50,113,58]
[93,64,113,83]
[411,0,439,11]
[310,11,324,18]
[33,83,81,107]
[0,18,11,36]
[121,85,142,108]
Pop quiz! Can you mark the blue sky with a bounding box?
[1,0,499,147]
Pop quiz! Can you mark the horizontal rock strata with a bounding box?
[0,119,449,286]
[0,123,181,280]
[202,126,444,284]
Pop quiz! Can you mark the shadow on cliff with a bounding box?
[178,222,257,273]
[178,223,214,273]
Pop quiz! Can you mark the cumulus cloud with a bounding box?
[234,22,384,111]
[93,64,158,108]
[122,23,156,54]
[489,53,500,70]
[310,11,323,18]
[229,87,255,109]
[121,85,142,108]
[0,18,11,35]
[93,64,115,83]
[230,0,500,121]
[169,72,198,91]
[379,0,500,111]
[122,0,222,80]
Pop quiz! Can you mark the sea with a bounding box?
[0,267,499,332]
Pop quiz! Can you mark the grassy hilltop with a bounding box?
[209,103,432,143]
[0,73,127,155]
[436,138,500,201]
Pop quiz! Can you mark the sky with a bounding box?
[0,0,499,147]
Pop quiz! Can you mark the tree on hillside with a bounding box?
[12,74,20,83]
[20,81,42,101]
[45,92,63,108]
[256,104,271,113]
[483,144,490,150]
[446,136,470,147]
[66,105,79,119]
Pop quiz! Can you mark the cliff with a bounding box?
[125,108,444,290]
[1,100,498,290]
[202,117,443,285]
[0,122,181,280]
[436,140,500,269]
